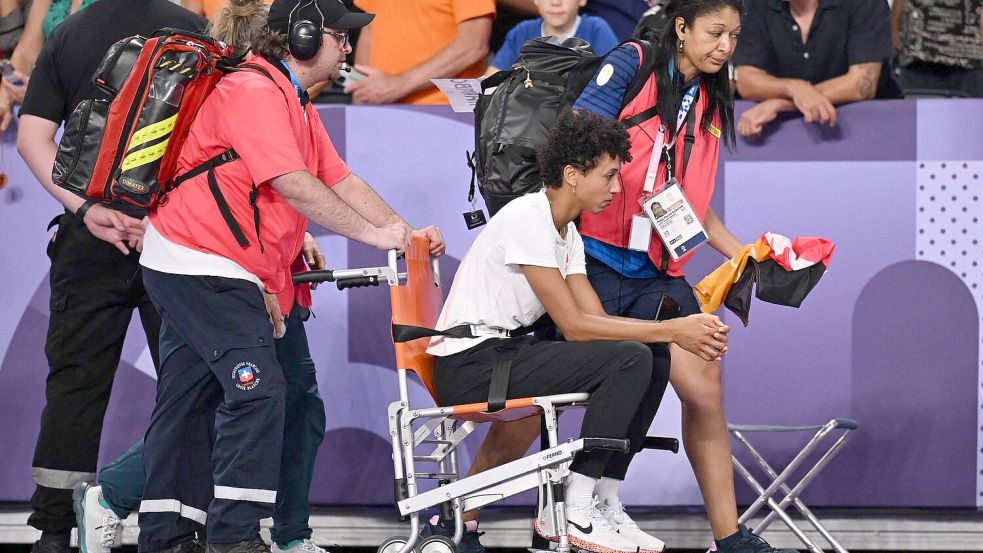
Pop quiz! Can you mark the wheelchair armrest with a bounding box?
[642,436,679,454]
[582,438,630,453]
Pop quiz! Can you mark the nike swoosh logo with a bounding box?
[569,520,593,534]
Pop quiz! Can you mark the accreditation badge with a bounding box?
[639,179,709,260]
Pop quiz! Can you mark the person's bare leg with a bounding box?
[668,344,739,540]
[462,417,541,521]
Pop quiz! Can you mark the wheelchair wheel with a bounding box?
[419,535,457,553]
[377,536,416,553]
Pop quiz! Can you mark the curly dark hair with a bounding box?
[538,108,632,189]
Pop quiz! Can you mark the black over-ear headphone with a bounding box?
[288,0,324,61]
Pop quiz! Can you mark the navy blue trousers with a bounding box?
[101,307,325,546]
[139,270,286,551]
[585,255,701,318]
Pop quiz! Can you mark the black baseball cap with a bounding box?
[267,0,374,33]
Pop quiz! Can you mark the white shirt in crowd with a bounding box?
[427,189,586,357]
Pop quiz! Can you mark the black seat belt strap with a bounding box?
[487,347,520,413]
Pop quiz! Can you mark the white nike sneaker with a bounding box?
[271,540,330,553]
[537,499,639,553]
[597,500,665,553]
[72,484,122,553]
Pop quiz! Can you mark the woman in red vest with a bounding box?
[563,1,796,552]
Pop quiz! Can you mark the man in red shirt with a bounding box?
[136,2,444,553]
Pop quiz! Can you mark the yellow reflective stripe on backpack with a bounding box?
[120,139,169,172]
[126,113,177,152]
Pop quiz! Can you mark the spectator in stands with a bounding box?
[15,2,205,552]
[346,0,494,104]
[733,0,896,139]
[491,0,536,53]
[0,0,30,58]
[893,0,983,97]
[0,0,48,130]
[583,0,649,40]
[486,0,618,74]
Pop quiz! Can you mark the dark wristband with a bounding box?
[75,200,96,222]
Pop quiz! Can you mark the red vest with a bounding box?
[579,68,722,277]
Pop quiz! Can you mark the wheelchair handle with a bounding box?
[292,269,337,285]
[292,250,400,288]
[642,436,679,454]
[291,245,440,289]
[336,275,380,290]
[581,437,630,454]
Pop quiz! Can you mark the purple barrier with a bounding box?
[0,100,980,508]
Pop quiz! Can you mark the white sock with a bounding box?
[565,471,598,508]
[595,477,623,506]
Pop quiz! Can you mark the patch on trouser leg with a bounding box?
[233,362,262,391]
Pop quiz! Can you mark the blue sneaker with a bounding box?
[419,518,486,553]
[713,525,798,553]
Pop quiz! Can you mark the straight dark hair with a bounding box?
[638,0,744,147]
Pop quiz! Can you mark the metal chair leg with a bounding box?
[736,426,854,553]
[732,455,825,553]
[749,433,854,553]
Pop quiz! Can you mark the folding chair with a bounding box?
[296,236,644,553]
[727,419,858,553]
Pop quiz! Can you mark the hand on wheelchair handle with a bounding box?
[373,222,412,252]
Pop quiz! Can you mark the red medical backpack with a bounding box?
[52,28,236,209]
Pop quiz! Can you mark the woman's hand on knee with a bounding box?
[667,313,729,362]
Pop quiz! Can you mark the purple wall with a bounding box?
[0,100,980,508]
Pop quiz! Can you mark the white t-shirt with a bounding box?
[427,190,587,357]
[140,221,263,289]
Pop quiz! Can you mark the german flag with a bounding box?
[694,233,835,326]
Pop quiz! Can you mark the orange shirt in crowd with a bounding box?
[353,0,495,104]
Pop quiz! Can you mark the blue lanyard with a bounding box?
[642,58,700,193]
[662,57,700,139]
[279,59,308,103]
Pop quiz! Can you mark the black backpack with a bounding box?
[469,36,657,216]
[634,2,669,39]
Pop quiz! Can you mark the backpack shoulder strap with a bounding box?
[620,38,658,112]
[168,62,286,253]
[680,89,700,180]
[614,39,661,128]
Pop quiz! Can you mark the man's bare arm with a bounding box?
[815,61,882,102]
[330,172,405,227]
[269,170,409,250]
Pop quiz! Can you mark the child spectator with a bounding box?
[487,0,617,73]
